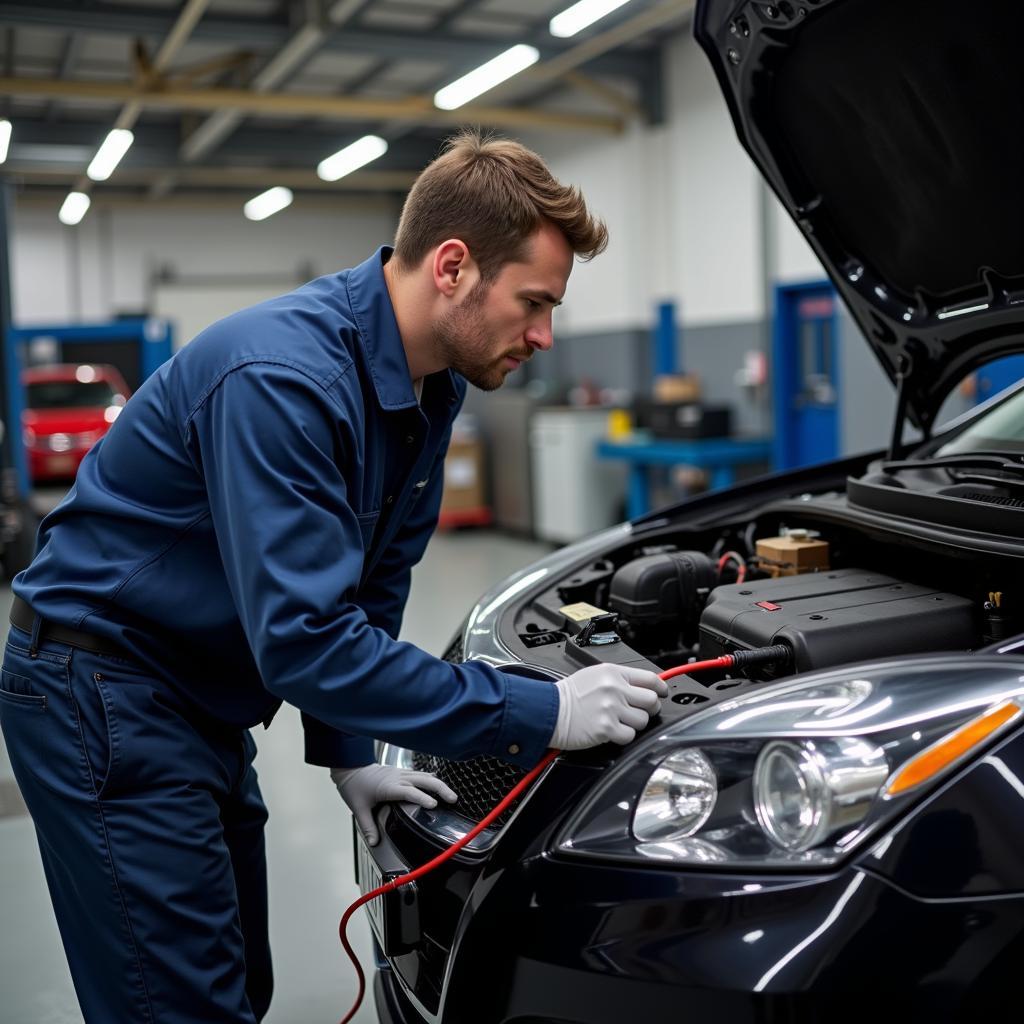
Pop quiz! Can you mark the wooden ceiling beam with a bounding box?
[6,163,418,191]
[0,76,624,134]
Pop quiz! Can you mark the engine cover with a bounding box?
[698,568,976,672]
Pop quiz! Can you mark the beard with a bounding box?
[430,280,516,392]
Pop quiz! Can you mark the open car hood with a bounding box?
[694,0,1024,434]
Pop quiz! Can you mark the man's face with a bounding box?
[432,221,574,391]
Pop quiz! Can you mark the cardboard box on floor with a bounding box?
[441,438,486,513]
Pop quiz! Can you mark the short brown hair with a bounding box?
[392,129,608,280]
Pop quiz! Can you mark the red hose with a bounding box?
[336,655,736,1024]
[716,551,747,583]
[337,746,559,1023]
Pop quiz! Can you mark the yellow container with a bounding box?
[607,408,632,440]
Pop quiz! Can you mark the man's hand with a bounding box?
[551,664,668,750]
[330,764,458,846]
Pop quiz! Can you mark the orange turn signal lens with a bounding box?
[885,700,1023,798]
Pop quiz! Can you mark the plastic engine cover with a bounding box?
[698,568,976,672]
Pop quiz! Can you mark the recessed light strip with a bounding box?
[434,44,540,111]
[317,135,388,182]
[244,186,294,222]
[58,192,91,226]
[86,128,134,182]
[549,0,634,38]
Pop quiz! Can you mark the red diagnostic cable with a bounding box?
[716,550,747,583]
[337,654,738,1024]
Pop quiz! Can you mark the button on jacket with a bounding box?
[14,248,558,769]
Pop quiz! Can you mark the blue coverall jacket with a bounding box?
[14,247,558,770]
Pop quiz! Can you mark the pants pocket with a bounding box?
[0,649,78,797]
[0,669,48,710]
[71,669,119,799]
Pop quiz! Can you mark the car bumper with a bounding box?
[368,809,1024,1024]
[27,447,87,481]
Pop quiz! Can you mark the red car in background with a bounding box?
[22,364,130,482]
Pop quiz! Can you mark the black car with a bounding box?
[357,1,1024,1020]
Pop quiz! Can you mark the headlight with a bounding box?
[558,656,1024,869]
[634,748,717,841]
[752,737,888,852]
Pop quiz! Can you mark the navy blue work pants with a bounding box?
[0,626,273,1023]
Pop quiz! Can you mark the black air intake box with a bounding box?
[608,550,717,627]
[699,568,975,672]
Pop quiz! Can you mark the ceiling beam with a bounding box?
[486,0,691,109]
[112,0,212,133]
[4,118,443,167]
[562,71,644,120]
[0,3,654,80]
[534,0,690,83]
[6,163,417,192]
[165,50,255,88]
[0,77,625,134]
[179,0,373,166]
[67,0,212,195]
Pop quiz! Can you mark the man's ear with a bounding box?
[432,239,474,299]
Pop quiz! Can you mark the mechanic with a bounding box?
[0,130,668,1024]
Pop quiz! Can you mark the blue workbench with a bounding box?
[595,436,773,518]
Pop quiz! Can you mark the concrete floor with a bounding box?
[0,527,552,1024]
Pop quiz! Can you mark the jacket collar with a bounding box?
[346,246,460,412]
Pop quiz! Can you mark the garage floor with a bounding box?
[0,528,552,1024]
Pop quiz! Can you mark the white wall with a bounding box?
[771,196,828,285]
[663,31,764,325]
[11,197,400,344]
[519,121,672,335]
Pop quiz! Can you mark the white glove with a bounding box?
[551,664,668,750]
[330,764,458,846]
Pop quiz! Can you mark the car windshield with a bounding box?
[27,380,118,410]
[937,385,1024,456]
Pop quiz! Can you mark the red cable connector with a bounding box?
[337,644,791,1023]
[716,550,747,583]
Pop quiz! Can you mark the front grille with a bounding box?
[411,751,527,827]
[441,632,464,664]
[424,624,527,827]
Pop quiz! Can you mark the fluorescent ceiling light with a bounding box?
[58,192,91,226]
[244,186,294,221]
[317,135,388,182]
[86,128,134,181]
[434,44,540,110]
[552,0,630,37]
[550,0,633,38]
[0,120,11,164]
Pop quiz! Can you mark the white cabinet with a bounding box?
[529,408,625,544]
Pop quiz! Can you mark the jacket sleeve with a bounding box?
[186,362,557,770]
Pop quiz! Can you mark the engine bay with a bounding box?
[504,499,1022,713]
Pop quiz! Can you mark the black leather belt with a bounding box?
[9,595,131,659]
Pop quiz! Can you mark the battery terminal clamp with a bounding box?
[575,613,621,647]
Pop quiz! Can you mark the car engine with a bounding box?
[504,506,1021,693]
